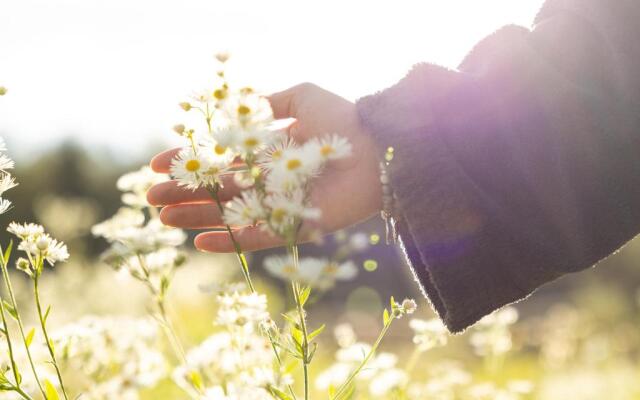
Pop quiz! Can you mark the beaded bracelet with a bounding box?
[380,146,398,244]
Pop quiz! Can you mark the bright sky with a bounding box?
[0,0,544,160]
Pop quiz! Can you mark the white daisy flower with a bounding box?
[117,166,168,194]
[16,232,69,267]
[309,134,353,161]
[0,198,12,215]
[257,137,296,172]
[409,318,448,351]
[7,222,45,240]
[199,135,235,162]
[0,174,18,197]
[170,147,210,191]
[224,93,274,128]
[263,189,320,235]
[263,255,299,281]
[265,146,322,193]
[236,126,277,156]
[91,207,145,241]
[190,90,213,104]
[0,154,14,171]
[223,189,266,227]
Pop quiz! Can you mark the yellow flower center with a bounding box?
[238,104,251,115]
[286,159,302,171]
[185,159,201,172]
[283,265,296,276]
[320,145,334,157]
[214,144,227,155]
[324,263,338,275]
[244,137,259,148]
[271,208,286,223]
[271,150,282,160]
[214,89,227,100]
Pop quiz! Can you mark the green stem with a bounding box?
[404,347,423,377]
[0,255,47,399]
[207,186,255,293]
[332,317,396,400]
[205,186,297,399]
[156,297,188,365]
[0,297,34,399]
[289,244,310,400]
[134,254,188,366]
[13,386,35,400]
[34,273,69,400]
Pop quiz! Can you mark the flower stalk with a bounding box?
[289,243,311,400]
[0,243,47,399]
[33,258,69,400]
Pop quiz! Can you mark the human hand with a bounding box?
[147,83,382,252]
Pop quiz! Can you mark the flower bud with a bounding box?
[36,236,50,251]
[215,52,230,63]
[0,87,6,96]
[179,102,192,111]
[16,258,31,274]
[173,124,186,135]
[401,298,417,315]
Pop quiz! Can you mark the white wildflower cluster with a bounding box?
[173,289,290,399]
[316,324,409,397]
[470,307,518,357]
[92,167,187,295]
[172,71,351,241]
[7,222,69,276]
[466,381,534,400]
[117,166,168,207]
[409,317,449,351]
[0,138,17,216]
[263,254,357,290]
[52,316,166,400]
[0,338,56,397]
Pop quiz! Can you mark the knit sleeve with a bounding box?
[356,1,640,332]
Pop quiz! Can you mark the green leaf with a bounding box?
[269,386,294,400]
[2,240,13,267]
[299,286,311,306]
[282,313,300,330]
[383,308,390,326]
[290,326,303,347]
[44,306,52,324]
[160,276,170,295]
[188,370,203,390]
[2,301,17,321]
[308,324,325,342]
[25,328,35,347]
[44,379,60,400]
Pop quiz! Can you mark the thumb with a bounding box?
[267,87,297,119]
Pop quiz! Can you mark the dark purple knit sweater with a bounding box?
[357,0,640,333]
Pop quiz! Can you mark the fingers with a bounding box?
[147,178,242,206]
[147,181,211,206]
[268,88,296,119]
[194,226,284,253]
[159,203,224,229]
[268,83,316,119]
[150,148,181,173]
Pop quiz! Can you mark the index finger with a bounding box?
[150,148,180,173]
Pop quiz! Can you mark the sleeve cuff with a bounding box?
[356,63,559,333]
